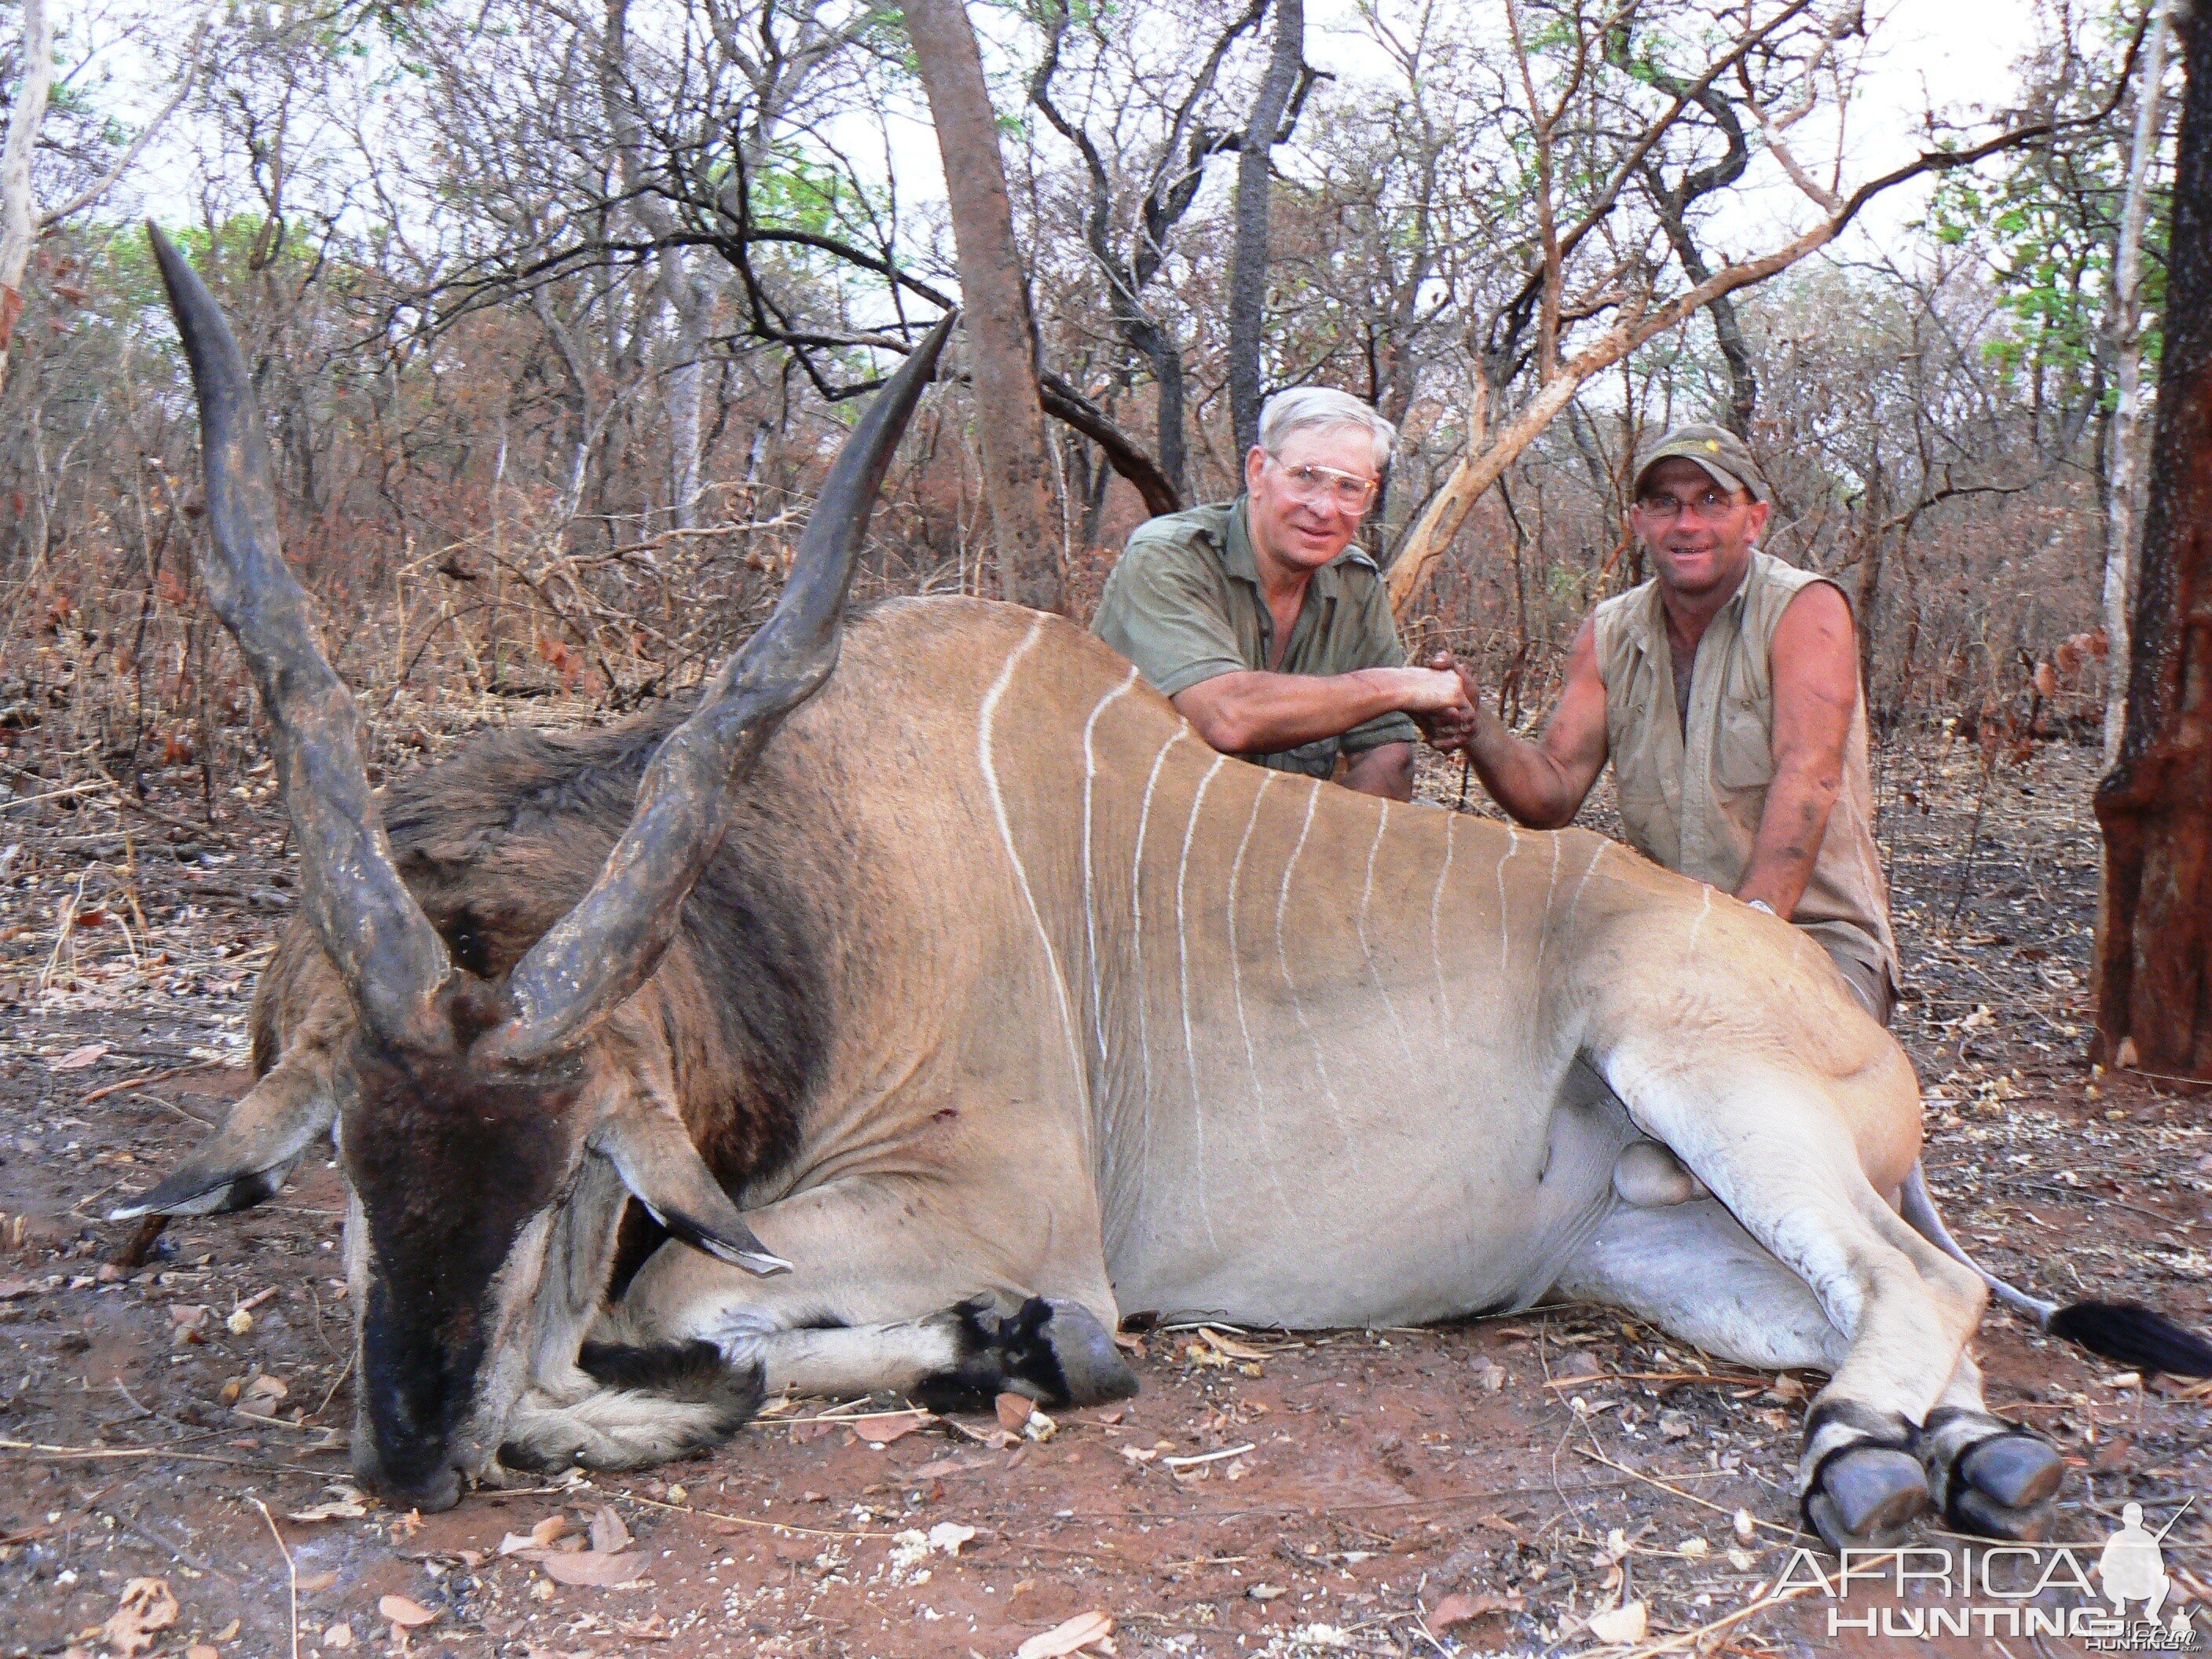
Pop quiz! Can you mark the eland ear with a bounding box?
[595,1110,792,1277]
[108,1060,335,1220]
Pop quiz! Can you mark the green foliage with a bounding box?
[1921,4,2170,406]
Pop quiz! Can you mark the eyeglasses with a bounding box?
[1635,489,1744,522]
[1269,456,1379,515]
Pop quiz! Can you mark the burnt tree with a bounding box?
[2095,0,2212,1082]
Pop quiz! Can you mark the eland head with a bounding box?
[114,226,950,1508]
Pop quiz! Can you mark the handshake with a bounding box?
[1391,651,1484,755]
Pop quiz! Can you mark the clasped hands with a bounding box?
[1407,650,1482,754]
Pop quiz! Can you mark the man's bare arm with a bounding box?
[1737,583,1857,917]
[1171,665,1466,756]
[1431,615,1610,829]
[1341,741,1415,802]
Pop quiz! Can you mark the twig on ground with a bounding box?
[251,1496,300,1659]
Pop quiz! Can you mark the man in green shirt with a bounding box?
[1091,388,1468,801]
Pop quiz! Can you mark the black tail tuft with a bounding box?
[2048,1300,2212,1377]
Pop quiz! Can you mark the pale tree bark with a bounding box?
[903,0,1062,613]
[0,0,54,399]
[2094,0,2212,1082]
[1228,0,1303,456]
[2103,0,2177,765]
[663,251,714,529]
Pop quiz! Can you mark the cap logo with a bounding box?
[1705,440,1721,451]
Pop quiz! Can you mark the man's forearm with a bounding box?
[1465,708,1585,829]
[1735,762,1840,917]
[1174,668,1430,755]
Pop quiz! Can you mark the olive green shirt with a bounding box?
[1092,498,1419,779]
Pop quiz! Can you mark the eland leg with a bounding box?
[1915,1350,2063,1542]
[611,1175,1137,1412]
[1550,1193,1931,1547]
[495,1157,764,1476]
[1596,1061,1994,1551]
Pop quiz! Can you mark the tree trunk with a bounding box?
[903,0,1064,613]
[0,0,54,400]
[2093,0,2212,1082]
[665,250,713,530]
[1228,0,1302,456]
[2104,0,2177,765]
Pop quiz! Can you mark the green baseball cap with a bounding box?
[1633,423,1771,504]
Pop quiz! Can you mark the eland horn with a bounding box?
[151,225,452,1051]
[489,313,957,1063]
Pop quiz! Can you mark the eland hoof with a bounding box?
[1807,1448,1930,1549]
[1950,1488,2056,1542]
[1958,1433,2064,1513]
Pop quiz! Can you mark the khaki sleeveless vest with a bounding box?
[1591,552,1896,986]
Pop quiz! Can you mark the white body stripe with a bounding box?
[976,620,1087,1114]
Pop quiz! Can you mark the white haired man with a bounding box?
[1092,387,1469,800]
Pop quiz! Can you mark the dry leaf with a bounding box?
[587,1505,632,1556]
[387,1510,425,1542]
[287,1494,368,1523]
[497,1533,541,1557]
[51,1042,111,1071]
[1430,1590,1521,1628]
[185,1646,220,1659]
[0,1276,44,1300]
[927,1522,976,1556]
[851,1409,930,1445]
[101,1578,178,1656]
[323,1624,354,1650]
[295,1569,338,1592]
[613,1615,672,1640]
[907,1456,966,1480]
[1014,1611,1115,1658]
[1196,1327,1268,1361]
[529,1514,568,1547]
[538,1551,646,1587]
[1586,1602,1648,1643]
[995,1393,1036,1431]
[378,1595,440,1629]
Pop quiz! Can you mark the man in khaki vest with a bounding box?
[1429,424,1898,1021]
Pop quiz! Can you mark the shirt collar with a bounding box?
[1632,548,1763,657]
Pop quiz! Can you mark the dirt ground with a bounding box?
[1,728,2207,1659]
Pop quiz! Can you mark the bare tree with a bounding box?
[2103,0,2177,764]
[1226,0,1307,454]
[1027,0,1263,498]
[1386,0,2107,620]
[903,0,1062,611]
[0,0,53,398]
[2094,0,2212,1082]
